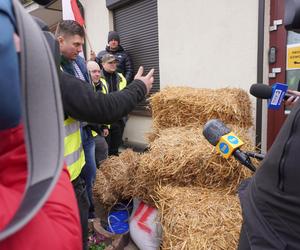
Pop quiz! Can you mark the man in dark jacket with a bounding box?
[95,31,133,83]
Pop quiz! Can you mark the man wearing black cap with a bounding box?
[95,31,133,83]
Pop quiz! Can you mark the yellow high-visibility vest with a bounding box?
[100,72,127,94]
[64,117,85,181]
[95,73,127,130]
[91,130,98,137]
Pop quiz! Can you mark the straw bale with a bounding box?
[93,149,140,206]
[150,87,253,130]
[130,126,254,203]
[155,185,242,250]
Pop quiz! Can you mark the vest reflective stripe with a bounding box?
[101,82,108,94]
[118,73,127,90]
[65,120,80,136]
[64,117,85,181]
[64,144,83,166]
[66,149,85,181]
[99,79,108,94]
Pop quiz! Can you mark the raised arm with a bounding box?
[60,66,154,124]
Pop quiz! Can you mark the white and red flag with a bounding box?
[62,0,84,26]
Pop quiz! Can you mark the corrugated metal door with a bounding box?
[113,0,159,114]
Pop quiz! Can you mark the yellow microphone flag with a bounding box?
[216,132,244,159]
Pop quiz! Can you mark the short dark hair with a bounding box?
[55,20,85,38]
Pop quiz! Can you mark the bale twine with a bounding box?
[129,126,254,205]
[93,149,140,207]
[155,185,242,250]
[150,87,253,130]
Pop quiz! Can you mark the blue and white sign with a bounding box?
[219,142,229,154]
[268,83,288,110]
[227,135,239,145]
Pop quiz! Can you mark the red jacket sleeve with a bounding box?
[0,125,82,250]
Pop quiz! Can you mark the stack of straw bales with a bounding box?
[94,86,255,249]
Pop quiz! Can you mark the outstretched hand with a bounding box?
[134,66,154,94]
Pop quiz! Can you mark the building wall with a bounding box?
[83,0,268,147]
[123,116,152,147]
[157,0,261,147]
[81,0,112,57]
[158,0,259,90]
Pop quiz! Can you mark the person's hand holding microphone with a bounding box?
[285,89,300,108]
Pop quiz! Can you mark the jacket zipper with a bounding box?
[278,109,300,191]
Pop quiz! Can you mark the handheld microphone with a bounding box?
[203,119,256,172]
[250,83,297,101]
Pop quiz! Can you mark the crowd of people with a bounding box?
[0,1,153,249]
[56,20,150,249]
[3,0,300,249]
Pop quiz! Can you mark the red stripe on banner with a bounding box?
[71,0,84,26]
[133,202,145,219]
[137,207,155,234]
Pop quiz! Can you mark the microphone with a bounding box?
[203,119,256,172]
[250,83,296,101]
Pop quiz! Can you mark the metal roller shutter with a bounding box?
[113,0,159,114]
